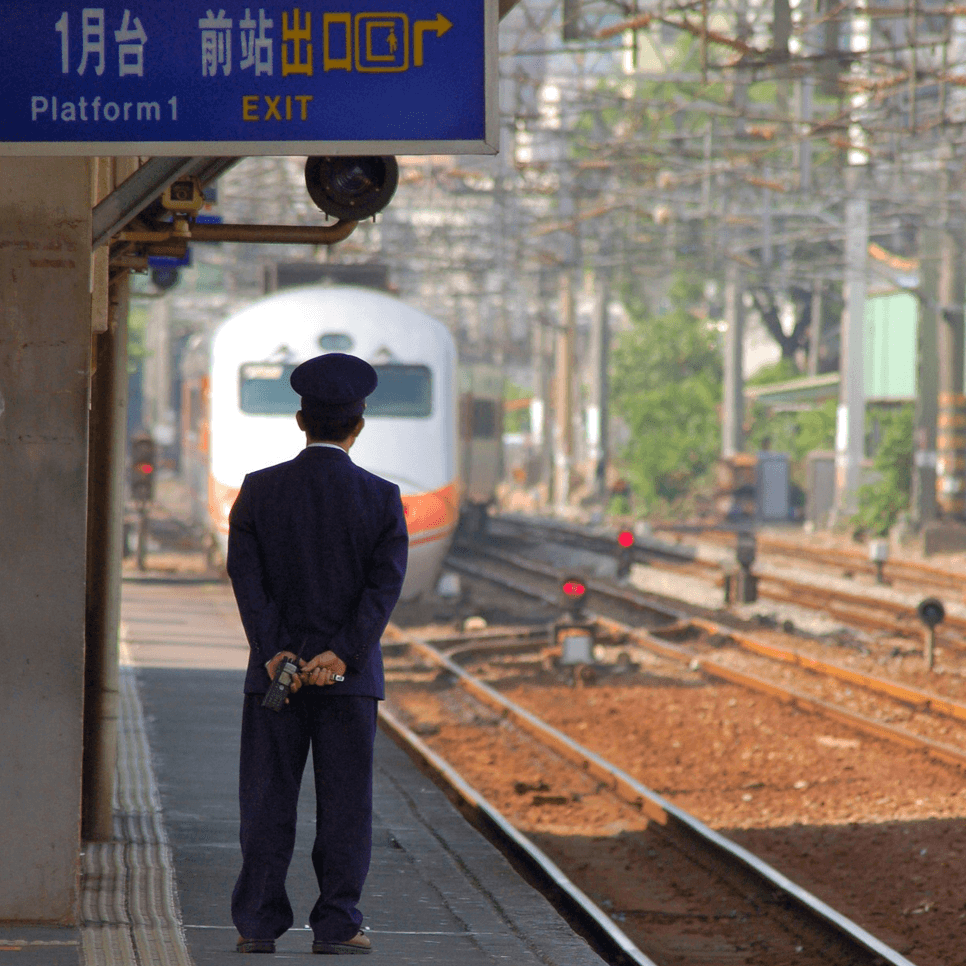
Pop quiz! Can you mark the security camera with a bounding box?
[151,266,180,290]
[304,156,399,222]
[161,176,205,214]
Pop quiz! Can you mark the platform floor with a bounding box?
[124,579,608,965]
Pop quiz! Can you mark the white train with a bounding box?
[180,285,503,599]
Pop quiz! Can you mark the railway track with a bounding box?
[381,624,914,966]
[445,538,966,770]
[673,527,966,597]
[489,514,966,661]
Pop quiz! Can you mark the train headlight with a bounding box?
[304,156,399,221]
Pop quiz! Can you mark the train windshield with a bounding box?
[368,365,432,418]
[238,362,432,417]
[238,363,299,414]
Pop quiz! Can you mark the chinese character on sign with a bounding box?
[240,8,274,75]
[281,8,312,76]
[200,9,233,76]
[115,10,147,77]
[78,7,106,76]
[54,8,150,76]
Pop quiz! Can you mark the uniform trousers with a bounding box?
[231,691,378,943]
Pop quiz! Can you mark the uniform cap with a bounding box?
[290,353,378,420]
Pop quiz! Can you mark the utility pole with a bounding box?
[553,149,579,514]
[590,232,614,501]
[833,5,871,522]
[553,265,576,513]
[807,281,823,376]
[722,1,748,462]
[721,256,745,458]
[833,165,869,521]
[913,220,940,528]
[935,158,966,520]
[535,269,555,505]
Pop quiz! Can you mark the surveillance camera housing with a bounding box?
[305,156,399,222]
[151,266,180,291]
[161,176,205,215]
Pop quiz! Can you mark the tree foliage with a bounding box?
[853,404,914,537]
[611,276,722,511]
[745,359,837,466]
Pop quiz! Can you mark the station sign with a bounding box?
[0,1,497,156]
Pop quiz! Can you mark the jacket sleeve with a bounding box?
[226,475,295,671]
[322,484,409,672]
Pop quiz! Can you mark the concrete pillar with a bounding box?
[553,268,575,512]
[834,170,869,520]
[913,224,940,527]
[936,164,966,518]
[721,259,745,458]
[590,239,613,501]
[0,158,92,922]
[83,268,130,842]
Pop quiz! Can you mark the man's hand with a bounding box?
[266,651,304,695]
[300,650,347,687]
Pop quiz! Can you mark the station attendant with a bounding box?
[227,353,409,955]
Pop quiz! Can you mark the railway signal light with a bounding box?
[561,576,587,616]
[555,574,596,673]
[917,597,945,628]
[917,597,945,671]
[868,538,889,584]
[725,529,758,605]
[616,529,634,581]
[130,434,156,504]
[735,530,757,569]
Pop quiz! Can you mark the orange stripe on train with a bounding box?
[210,476,460,540]
[401,482,460,537]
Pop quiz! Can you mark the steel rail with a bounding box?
[657,525,966,595]
[756,534,966,592]
[377,705,660,966]
[448,544,966,768]
[388,624,918,966]
[689,615,966,723]
[498,516,964,632]
[449,538,690,624]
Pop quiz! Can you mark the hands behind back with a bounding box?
[300,650,347,687]
[265,651,305,695]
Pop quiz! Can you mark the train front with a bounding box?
[207,286,459,600]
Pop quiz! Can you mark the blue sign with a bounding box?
[0,2,497,155]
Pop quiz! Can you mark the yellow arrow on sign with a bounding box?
[413,13,453,67]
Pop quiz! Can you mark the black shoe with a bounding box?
[312,931,371,954]
[237,937,276,953]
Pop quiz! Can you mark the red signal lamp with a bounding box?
[617,530,634,548]
[562,579,586,599]
[136,463,154,475]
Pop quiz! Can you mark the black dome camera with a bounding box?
[304,156,399,222]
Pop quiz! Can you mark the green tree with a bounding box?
[611,276,722,511]
[745,361,837,465]
[503,381,531,434]
[852,404,914,537]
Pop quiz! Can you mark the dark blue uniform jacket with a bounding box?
[227,445,409,698]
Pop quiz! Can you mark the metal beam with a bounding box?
[92,156,240,250]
